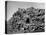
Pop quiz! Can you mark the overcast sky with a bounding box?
[7,1,45,21]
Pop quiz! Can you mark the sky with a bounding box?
[7,1,45,21]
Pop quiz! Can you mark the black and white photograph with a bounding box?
[5,1,45,34]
